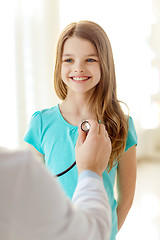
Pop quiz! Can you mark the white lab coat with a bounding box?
[0,149,111,240]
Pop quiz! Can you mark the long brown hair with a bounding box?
[54,21,129,172]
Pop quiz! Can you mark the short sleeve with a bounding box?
[125,116,138,152]
[23,111,44,155]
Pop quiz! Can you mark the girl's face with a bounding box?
[61,37,101,95]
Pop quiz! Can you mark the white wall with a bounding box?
[0,0,60,148]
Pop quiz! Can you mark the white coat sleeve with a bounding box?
[0,150,111,240]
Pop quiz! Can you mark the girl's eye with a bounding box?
[86,58,96,62]
[64,59,73,63]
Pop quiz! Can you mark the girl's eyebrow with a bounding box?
[62,54,74,57]
[62,53,98,57]
[86,54,98,57]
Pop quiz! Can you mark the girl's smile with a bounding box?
[69,76,91,82]
[61,37,101,94]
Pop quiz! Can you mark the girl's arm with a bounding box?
[116,145,137,231]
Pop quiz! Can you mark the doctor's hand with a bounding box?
[75,120,112,177]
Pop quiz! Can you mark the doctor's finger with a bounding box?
[86,119,99,136]
[76,124,86,146]
[99,124,106,136]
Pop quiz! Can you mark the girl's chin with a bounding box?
[67,87,96,95]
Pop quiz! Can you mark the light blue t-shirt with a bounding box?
[24,104,137,240]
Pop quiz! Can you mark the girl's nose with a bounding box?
[74,62,84,73]
[75,69,84,73]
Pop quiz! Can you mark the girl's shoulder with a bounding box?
[28,105,60,129]
[32,105,58,117]
[128,116,137,135]
[125,116,138,151]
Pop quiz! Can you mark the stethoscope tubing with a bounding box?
[55,120,90,177]
[56,161,76,177]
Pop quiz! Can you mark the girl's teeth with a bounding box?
[72,77,89,81]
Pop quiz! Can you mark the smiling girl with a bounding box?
[24,21,137,240]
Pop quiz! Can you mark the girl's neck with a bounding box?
[61,91,93,114]
[59,93,96,125]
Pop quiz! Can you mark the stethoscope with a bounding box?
[56,120,91,177]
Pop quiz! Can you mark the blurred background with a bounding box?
[0,0,160,239]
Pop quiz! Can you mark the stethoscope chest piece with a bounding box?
[81,120,91,133]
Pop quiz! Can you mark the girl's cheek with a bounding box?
[62,64,69,70]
